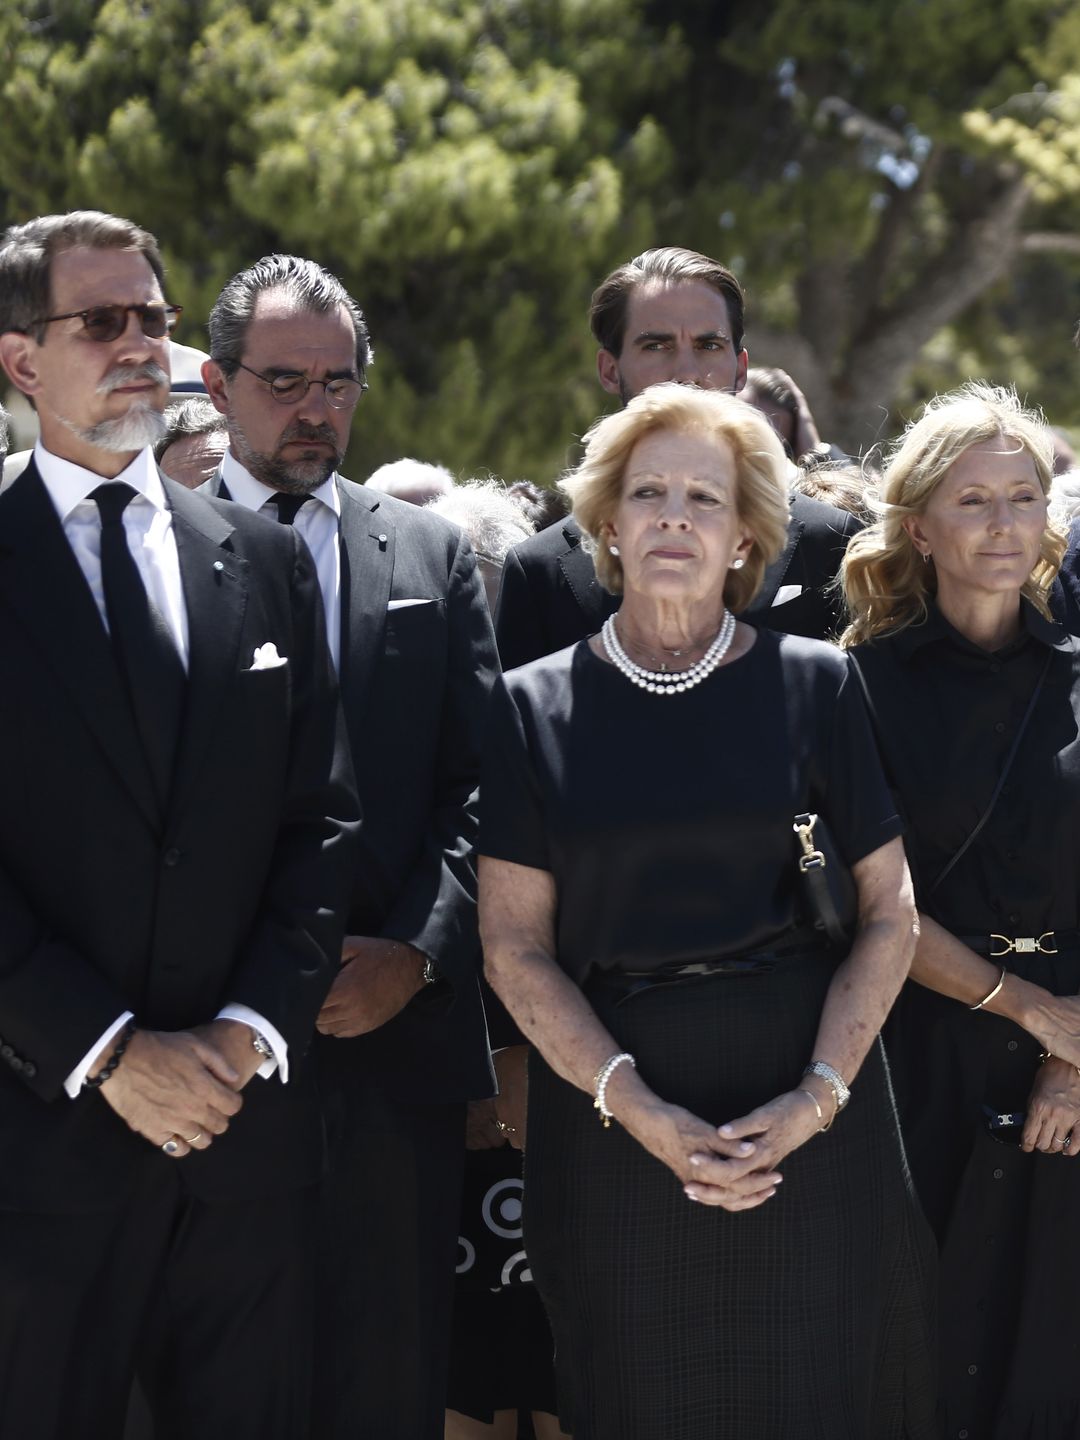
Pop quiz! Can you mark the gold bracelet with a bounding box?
[970,965,1007,1011]
[797,1087,826,1131]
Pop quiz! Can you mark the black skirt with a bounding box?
[523,952,939,1440]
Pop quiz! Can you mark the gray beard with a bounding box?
[228,411,340,495]
[242,449,336,495]
[61,400,166,454]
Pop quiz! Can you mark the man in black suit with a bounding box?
[0,212,358,1439]
[199,254,499,1438]
[495,246,860,668]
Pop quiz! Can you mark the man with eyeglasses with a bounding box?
[0,211,359,1439]
[200,254,499,1439]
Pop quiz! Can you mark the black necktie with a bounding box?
[92,483,185,811]
[271,494,308,525]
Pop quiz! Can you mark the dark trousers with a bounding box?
[0,1163,316,1440]
[312,1083,467,1439]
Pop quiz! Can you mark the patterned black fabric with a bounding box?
[524,960,938,1440]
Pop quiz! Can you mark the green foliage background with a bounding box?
[3,0,1080,480]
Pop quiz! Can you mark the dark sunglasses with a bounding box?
[34,303,182,343]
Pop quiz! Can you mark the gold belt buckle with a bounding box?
[989,931,1057,958]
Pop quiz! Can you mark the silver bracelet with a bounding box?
[593,1052,636,1128]
[803,1060,850,1122]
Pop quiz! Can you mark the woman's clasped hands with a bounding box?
[623,1087,827,1211]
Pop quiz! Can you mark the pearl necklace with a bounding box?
[601,611,736,695]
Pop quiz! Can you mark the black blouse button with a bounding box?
[163,848,181,867]
[1007,1040,1018,1051]
[968,1364,978,1375]
[959,1431,970,1439]
[993,1167,1004,1179]
[1008,913,1020,925]
[994,721,1006,734]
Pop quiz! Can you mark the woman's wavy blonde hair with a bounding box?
[840,382,1066,648]
[560,384,790,613]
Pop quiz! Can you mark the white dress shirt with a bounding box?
[220,451,342,670]
[32,443,289,1094]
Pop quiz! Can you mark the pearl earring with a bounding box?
[730,557,745,570]
[609,544,620,556]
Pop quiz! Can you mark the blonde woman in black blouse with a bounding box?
[843,382,1080,1438]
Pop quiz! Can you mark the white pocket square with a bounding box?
[387,598,435,611]
[771,585,803,606]
[250,641,288,670]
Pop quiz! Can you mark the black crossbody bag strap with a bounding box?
[926,649,1051,896]
[849,646,1052,900]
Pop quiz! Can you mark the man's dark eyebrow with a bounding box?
[630,328,730,346]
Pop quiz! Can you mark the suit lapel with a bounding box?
[165,480,248,815]
[747,514,803,616]
[0,462,160,829]
[557,524,618,631]
[336,480,393,735]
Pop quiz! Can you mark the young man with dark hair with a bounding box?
[494,246,861,668]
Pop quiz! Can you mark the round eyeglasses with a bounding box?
[234,360,366,410]
[34,303,182,342]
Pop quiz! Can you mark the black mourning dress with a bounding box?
[479,628,937,1440]
[854,603,1080,1439]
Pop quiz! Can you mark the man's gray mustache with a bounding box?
[96,363,170,396]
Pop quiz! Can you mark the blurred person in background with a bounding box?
[154,396,228,489]
[367,455,454,506]
[427,478,533,612]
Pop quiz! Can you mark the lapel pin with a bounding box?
[378,533,388,550]
[213,560,225,573]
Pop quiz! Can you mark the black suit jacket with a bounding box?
[1054,519,1080,632]
[0,463,359,1212]
[494,495,861,669]
[205,473,499,1105]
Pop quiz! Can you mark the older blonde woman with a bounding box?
[478,385,936,1440]
[843,382,1080,1437]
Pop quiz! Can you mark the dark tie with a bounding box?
[271,494,308,525]
[92,483,185,811]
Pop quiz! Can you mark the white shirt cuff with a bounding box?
[216,1005,289,1083]
[65,1011,134,1099]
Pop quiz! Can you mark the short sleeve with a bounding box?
[822,661,904,865]
[478,674,552,872]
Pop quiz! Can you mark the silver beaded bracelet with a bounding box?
[803,1059,850,1127]
[593,1051,636,1128]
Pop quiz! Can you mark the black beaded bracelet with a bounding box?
[83,1018,137,1090]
